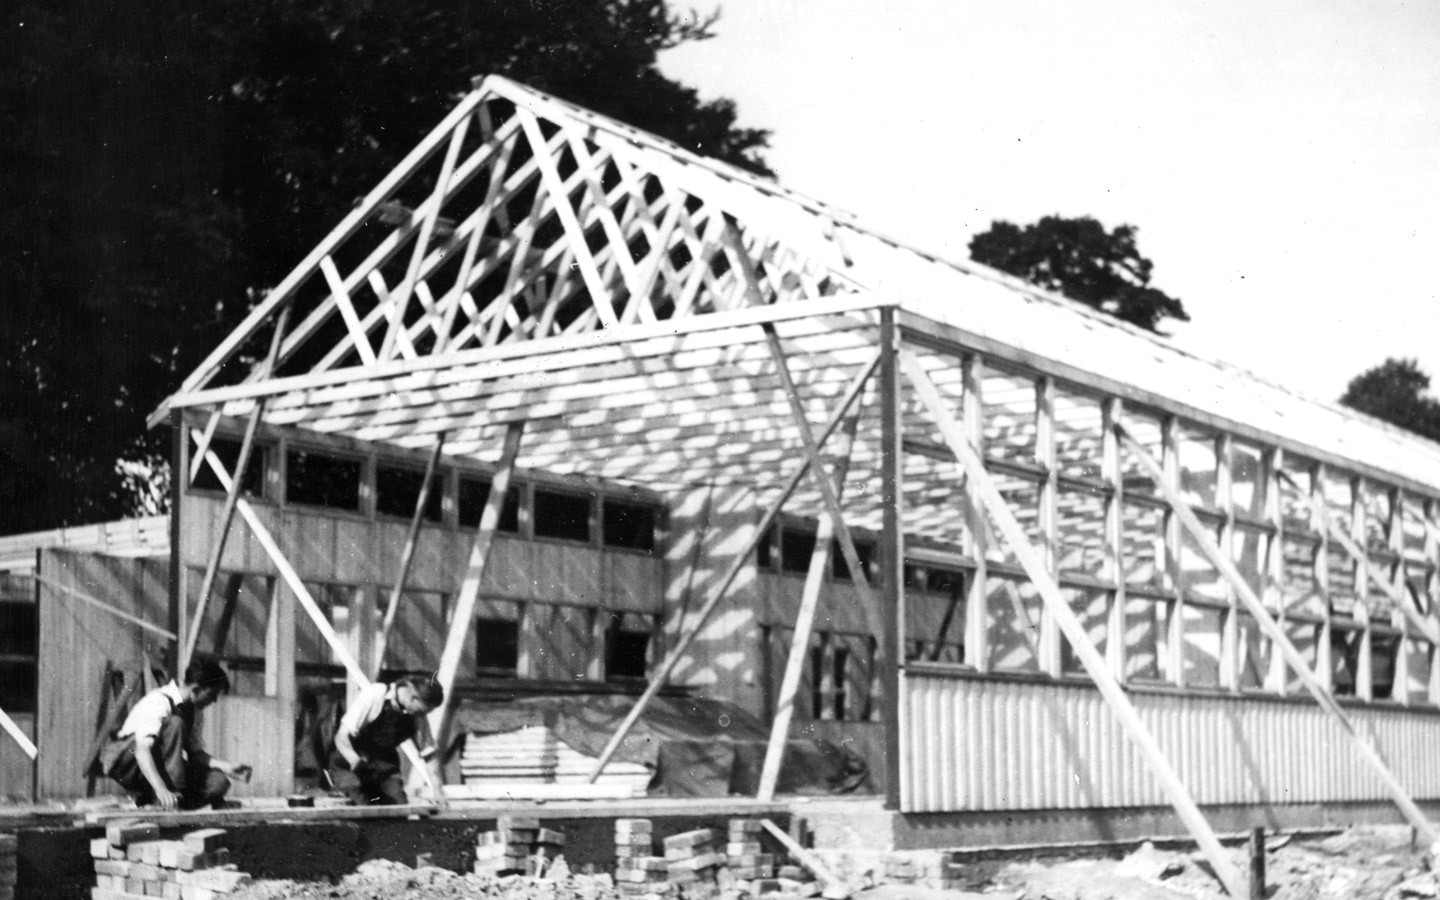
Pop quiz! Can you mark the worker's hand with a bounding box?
[154,786,178,811]
[228,763,253,784]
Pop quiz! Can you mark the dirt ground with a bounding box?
[224,825,1440,900]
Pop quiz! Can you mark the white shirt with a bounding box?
[117,682,186,741]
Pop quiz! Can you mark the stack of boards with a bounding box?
[451,725,651,800]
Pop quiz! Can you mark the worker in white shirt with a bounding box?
[328,674,444,805]
[101,655,252,810]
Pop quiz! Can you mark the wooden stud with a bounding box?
[375,433,447,675]
[1263,448,1288,693]
[1102,398,1126,679]
[757,409,860,800]
[1353,478,1373,701]
[901,351,1246,898]
[1162,416,1184,687]
[1217,433,1238,691]
[961,354,989,673]
[1035,376,1060,676]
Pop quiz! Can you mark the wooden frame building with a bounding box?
[6,76,1440,892]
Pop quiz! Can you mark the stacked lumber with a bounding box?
[473,815,566,878]
[0,833,15,900]
[662,829,725,899]
[89,823,249,900]
[460,726,651,796]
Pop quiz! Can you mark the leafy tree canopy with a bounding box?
[0,0,771,534]
[1340,358,1440,443]
[968,215,1189,334]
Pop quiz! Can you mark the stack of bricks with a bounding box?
[0,832,15,900]
[723,819,774,883]
[663,829,725,898]
[613,818,668,900]
[89,822,250,900]
[473,815,565,878]
[880,851,944,889]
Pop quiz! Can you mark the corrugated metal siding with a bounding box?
[901,671,1440,812]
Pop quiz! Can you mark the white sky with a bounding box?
[659,0,1440,403]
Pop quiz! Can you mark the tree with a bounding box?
[1340,359,1440,443]
[0,0,771,535]
[968,215,1189,334]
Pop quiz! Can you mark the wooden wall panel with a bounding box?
[605,552,663,613]
[36,550,168,800]
[664,485,764,716]
[481,537,534,599]
[199,695,291,797]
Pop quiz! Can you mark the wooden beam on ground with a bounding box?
[1277,470,1440,644]
[428,423,524,745]
[588,353,881,782]
[1119,425,1439,847]
[757,410,860,800]
[375,433,447,676]
[195,438,435,795]
[900,350,1247,898]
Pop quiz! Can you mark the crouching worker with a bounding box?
[328,674,445,806]
[101,655,252,811]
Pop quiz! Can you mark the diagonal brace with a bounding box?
[902,351,1247,897]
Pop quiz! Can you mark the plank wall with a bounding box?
[35,549,169,800]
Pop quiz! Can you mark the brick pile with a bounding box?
[723,819,774,882]
[0,832,15,900]
[473,815,566,877]
[663,829,725,898]
[613,818,669,900]
[89,823,250,900]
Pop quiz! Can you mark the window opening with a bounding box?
[457,476,520,531]
[831,539,875,582]
[375,465,443,521]
[533,489,591,542]
[475,617,520,676]
[603,499,656,551]
[286,450,361,510]
[781,528,818,574]
[606,614,652,680]
[192,436,267,497]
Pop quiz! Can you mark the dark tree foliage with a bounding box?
[968,215,1189,334]
[1340,359,1440,443]
[0,0,771,534]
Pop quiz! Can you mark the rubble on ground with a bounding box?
[221,825,1440,900]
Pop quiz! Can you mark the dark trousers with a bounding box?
[102,715,230,810]
[328,757,407,806]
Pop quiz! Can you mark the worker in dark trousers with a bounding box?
[101,655,251,810]
[328,674,444,805]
